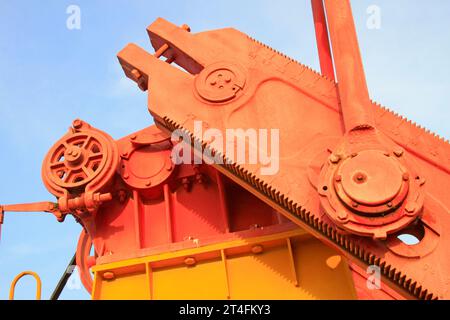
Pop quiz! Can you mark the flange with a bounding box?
[319,148,425,239]
[120,128,175,190]
[195,62,246,103]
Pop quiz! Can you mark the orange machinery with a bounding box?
[1,0,449,300]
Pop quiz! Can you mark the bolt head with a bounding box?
[405,203,416,215]
[181,24,191,32]
[337,211,349,223]
[251,245,264,254]
[184,257,196,266]
[72,119,83,130]
[102,271,115,280]
[394,148,404,157]
[329,154,341,164]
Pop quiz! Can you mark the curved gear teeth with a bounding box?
[161,115,438,300]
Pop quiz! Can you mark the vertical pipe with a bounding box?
[163,184,173,243]
[324,0,375,132]
[311,0,335,81]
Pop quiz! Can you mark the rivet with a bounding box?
[251,245,263,254]
[123,173,129,180]
[335,175,342,182]
[145,180,152,187]
[130,134,137,140]
[352,202,359,208]
[402,173,410,181]
[387,202,393,208]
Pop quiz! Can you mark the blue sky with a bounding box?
[0,0,448,300]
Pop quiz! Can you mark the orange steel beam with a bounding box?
[311,0,335,81]
[324,0,375,132]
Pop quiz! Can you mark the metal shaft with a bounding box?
[324,0,375,132]
[311,0,335,81]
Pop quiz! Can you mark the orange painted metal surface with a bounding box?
[116,1,449,300]
[0,0,448,300]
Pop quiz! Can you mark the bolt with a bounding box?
[72,119,83,130]
[145,180,152,187]
[337,211,349,223]
[405,203,416,215]
[225,76,232,83]
[102,271,115,280]
[394,148,404,157]
[181,24,191,32]
[184,257,196,266]
[251,245,264,254]
[131,69,142,81]
[182,178,191,191]
[387,202,393,208]
[195,173,204,184]
[209,80,217,86]
[329,154,341,164]
[118,190,127,203]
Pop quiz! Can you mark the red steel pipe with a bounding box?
[311,0,335,81]
[324,0,375,132]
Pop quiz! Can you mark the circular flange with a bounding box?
[319,149,425,239]
[42,120,119,197]
[120,146,174,189]
[195,62,246,103]
[334,150,409,216]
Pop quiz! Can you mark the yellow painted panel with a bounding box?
[152,258,227,300]
[92,230,357,300]
[292,238,357,300]
[95,271,150,300]
[225,245,314,299]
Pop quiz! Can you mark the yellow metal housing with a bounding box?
[91,229,357,300]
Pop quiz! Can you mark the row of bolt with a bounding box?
[101,244,264,281]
